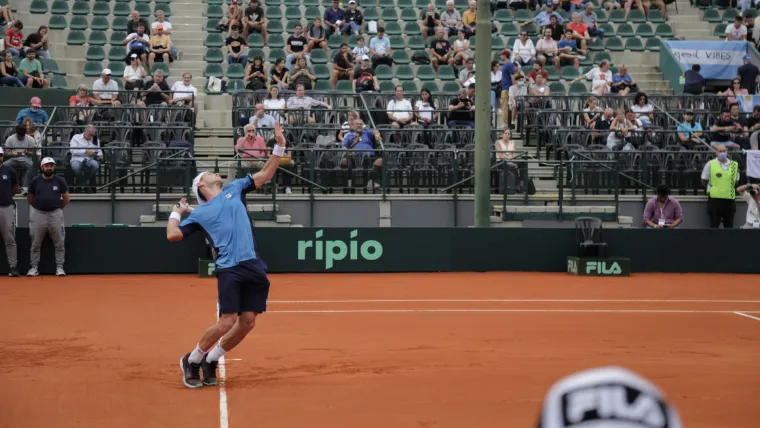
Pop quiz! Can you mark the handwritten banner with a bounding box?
[665,41,748,80]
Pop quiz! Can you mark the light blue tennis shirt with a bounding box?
[180,176,258,269]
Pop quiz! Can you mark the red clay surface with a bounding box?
[1,272,759,428]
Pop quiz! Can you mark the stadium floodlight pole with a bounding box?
[473,0,492,227]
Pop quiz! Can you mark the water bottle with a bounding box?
[234,81,238,90]
[149,114,154,122]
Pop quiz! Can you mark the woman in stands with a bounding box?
[528,73,551,110]
[123,53,147,90]
[21,118,42,157]
[289,56,316,90]
[583,97,603,129]
[0,50,24,87]
[718,78,748,106]
[610,65,636,96]
[263,85,286,123]
[23,26,50,60]
[414,88,438,128]
[269,57,289,91]
[630,91,653,127]
[244,55,267,91]
[452,28,471,65]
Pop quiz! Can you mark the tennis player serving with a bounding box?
[166,122,287,389]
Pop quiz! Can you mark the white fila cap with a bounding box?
[192,171,208,205]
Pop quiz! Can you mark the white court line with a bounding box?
[734,311,760,322]
[269,299,760,304]
[266,309,760,314]
[216,304,229,428]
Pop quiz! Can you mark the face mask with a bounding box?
[31,107,39,112]
[518,81,525,87]
[718,152,728,161]
[43,169,54,177]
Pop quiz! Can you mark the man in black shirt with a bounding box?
[710,109,742,149]
[420,4,441,39]
[341,0,363,36]
[591,107,614,143]
[331,43,354,89]
[546,14,564,41]
[447,88,475,127]
[243,0,267,46]
[138,69,172,106]
[746,105,760,149]
[285,25,310,70]
[127,10,151,34]
[226,25,248,65]
[0,147,20,276]
[26,157,68,277]
[738,54,759,94]
[430,28,455,73]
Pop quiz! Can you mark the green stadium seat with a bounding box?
[379,80,396,92]
[135,3,152,16]
[284,0,300,6]
[594,51,612,65]
[579,54,592,67]
[310,50,328,64]
[454,0,468,8]
[151,63,170,76]
[568,81,588,94]
[93,2,110,16]
[491,36,505,51]
[381,8,399,21]
[617,23,635,38]
[67,31,87,46]
[389,35,405,49]
[437,65,456,81]
[416,65,435,80]
[647,9,665,23]
[207,0,222,3]
[599,23,615,37]
[207,18,221,32]
[110,31,127,45]
[207,5,223,18]
[403,22,420,37]
[70,16,89,31]
[596,10,609,23]
[91,17,110,31]
[205,48,224,63]
[375,65,393,80]
[30,0,48,13]
[625,37,645,51]
[72,223,97,227]
[113,3,131,16]
[401,9,418,22]
[286,20,302,33]
[206,33,224,48]
[48,16,68,30]
[441,81,460,92]
[703,8,722,23]
[87,46,106,61]
[393,51,410,65]
[84,61,103,77]
[560,66,579,81]
[644,37,661,51]
[107,62,125,77]
[50,0,68,14]
[523,23,539,36]
[395,65,414,80]
[385,22,402,36]
[713,23,727,37]
[636,23,655,37]
[494,9,514,22]
[655,23,674,38]
[112,17,129,31]
[745,9,758,19]
[226,79,245,93]
[72,1,90,15]
[628,9,646,23]
[548,82,566,94]
[108,46,126,61]
[247,48,265,60]
[204,63,224,78]
[247,33,264,47]
[515,9,533,22]
[266,7,282,20]
[303,0,319,7]
[336,80,353,93]
[328,34,342,49]
[398,0,414,7]
[723,9,739,22]
[500,22,518,36]
[605,37,624,51]
[588,37,604,51]
[401,81,418,93]
[546,67,558,81]
[158,4,173,17]
[51,75,69,89]
[608,9,625,23]
[363,7,380,21]
[314,80,332,91]
[268,33,286,48]
[226,63,246,79]
[304,7,320,20]
[314,64,330,81]
[421,81,439,93]
[269,49,285,61]
[285,7,301,20]
[267,20,284,34]
[42,59,65,76]
[408,36,426,50]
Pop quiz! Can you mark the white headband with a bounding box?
[192,172,208,206]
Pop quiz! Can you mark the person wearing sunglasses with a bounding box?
[718,78,748,106]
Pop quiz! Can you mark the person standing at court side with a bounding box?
[0,147,20,277]
[26,157,68,276]
[701,145,740,229]
[167,122,287,389]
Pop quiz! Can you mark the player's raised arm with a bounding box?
[252,121,287,189]
[167,197,191,242]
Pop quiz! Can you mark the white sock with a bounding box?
[188,344,206,364]
[206,343,226,363]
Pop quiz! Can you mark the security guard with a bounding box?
[0,147,20,277]
[27,157,69,276]
[701,144,740,228]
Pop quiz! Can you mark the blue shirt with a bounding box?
[28,174,68,212]
[324,7,345,25]
[16,107,49,125]
[558,39,577,53]
[180,176,259,269]
[500,62,517,90]
[677,122,702,137]
[533,11,563,27]
[341,129,376,156]
[369,36,391,55]
[612,73,632,84]
[683,69,705,87]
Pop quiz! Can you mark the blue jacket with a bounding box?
[324,7,345,25]
[16,107,49,125]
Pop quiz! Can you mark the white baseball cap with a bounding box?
[0,147,4,155]
[361,54,370,61]
[41,157,56,165]
[192,171,208,205]
[102,68,112,75]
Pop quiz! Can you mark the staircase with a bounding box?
[670,0,715,40]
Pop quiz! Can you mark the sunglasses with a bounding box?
[733,81,740,84]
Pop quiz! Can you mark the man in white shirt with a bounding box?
[123,24,151,64]
[69,124,102,191]
[170,72,198,121]
[151,9,181,60]
[386,86,414,129]
[726,16,748,41]
[92,69,122,106]
[572,59,613,95]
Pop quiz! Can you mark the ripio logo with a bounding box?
[297,230,384,269]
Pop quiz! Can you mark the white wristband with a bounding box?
[169,212,182,222]
[272,145,286,157]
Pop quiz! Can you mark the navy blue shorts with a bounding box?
[216,258,270,315]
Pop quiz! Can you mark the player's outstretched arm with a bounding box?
[167,197,190,242]
[253,121,287,189]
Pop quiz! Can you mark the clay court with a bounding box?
[1,272,759,427]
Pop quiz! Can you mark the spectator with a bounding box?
[4,20,23,56]
[69,84,95,109]
[574,59,612,96]
[353,55,380,93]
[745,105,760,149]
[244,55,267,91]
[546,14,565,42]
[3,124,35,189]
[509,0,529,11]
[285,25,310,70]
[235,123,268,167]
[737,183,760,229]
[218,0,242,35]
[702,144,740,228]
[430,27,456,73]
[285,84,331,124]
[507,75,528,129]
[340,118,383,188]
[709,109,742,149]
[92,69,122,106]
[748,12,760,47]
[0,4,14,26]
[138,69,171,107]
[265,136,295,194]
[580,4,604,40]
[387,86,414,129]
[16,97,48,125]
[0,50,23,87]
[458,57,476,87]
[606,108,642,150]
[490,60,503,109]
[643,185,683,229]
[676,109,703,147]
[21,118,42,155]
[226,25,248,65]
[243,0,267,45]
[565,13,590,52]
[719,77,748,105]
[528,62,549,84]
[123,24,150,64]
[522,4,563,29]
[352,36,369,64]
[631,91,653,127]
[307,17,328,53]
[249,103,277,129]
[461,1,477,37]
[69,124,102,192]
[0,145,19,277]
[414,88,438,128]
[18,49,47,88]
[602,0,622,10]
[289,56,316,90]
[729,102,751,148]
[148,24,172,69]
[331,43,354,89]
[499,49,519,125]
[323,0,345,37]
[440,1,462,35]
[127,10,150,34]
[123,53,147,90]
[610,65,636,96]
[682,64,704,95]
[151,10,180,60]
[26,157,69,277]
[421,4,441,39]
[624,0,667,21]
[447,88,475,128]
[591,107,615,142]
[582,97,603,129]
[339,110,361,140]
[369,27,393,69]
[529,73,551,100]
[171,72,199,121]
[270,57,289,90]
[452,29,472,65]
[495,129,524,190]
[556,29,583,73]
[738,55,759,95]
[342,0,363,36]
[23,26,50,60]
[536,27,559,68]
[726,16,747,41]
[512,30,536,67]
[263,85,286,123]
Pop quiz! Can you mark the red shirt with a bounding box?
[528,69,549,82]
[6,29,22,48]
[566,22,588,36]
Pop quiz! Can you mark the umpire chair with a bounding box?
[574,216,608,258]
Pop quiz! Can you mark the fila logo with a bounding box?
[53,186,59,191]
[564,384,667,428]
[1,175,7,180]
[225,193,232,199]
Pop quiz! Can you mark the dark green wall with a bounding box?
[0,88,75,122]
[1,227,758,275]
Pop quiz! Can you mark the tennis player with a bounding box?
[166,122,287,389]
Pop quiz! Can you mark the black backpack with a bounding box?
[412,52,430,65]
